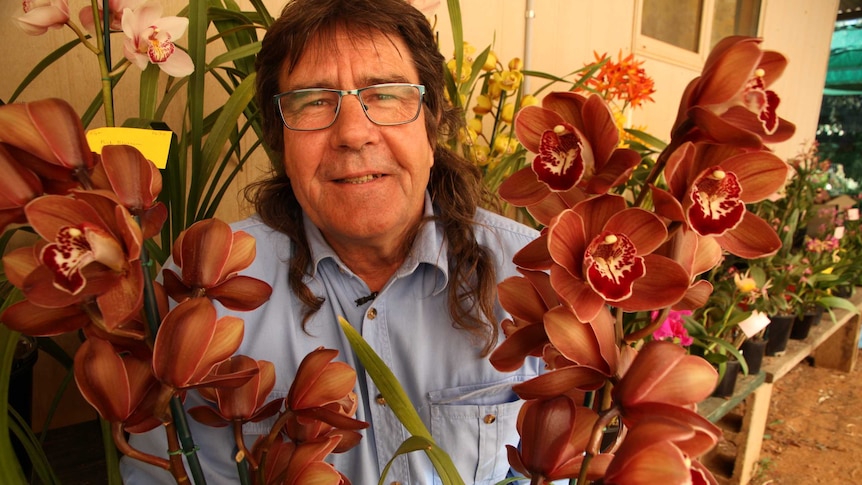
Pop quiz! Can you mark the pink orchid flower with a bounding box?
[122,1,194,77]
[651,141,788,258]
[14,0,69,36]
[79,0,143,32]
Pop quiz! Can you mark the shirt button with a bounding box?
[483,414,496,424]
[366,307,378,320]
[375,393,386,406]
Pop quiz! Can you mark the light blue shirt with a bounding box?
[121,195,541,484]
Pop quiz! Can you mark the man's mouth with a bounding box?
[339,174,382,184]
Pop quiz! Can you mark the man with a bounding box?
[121,0,540,483]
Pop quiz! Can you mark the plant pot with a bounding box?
[790,308,822,340]
[765,314,795,356]
[740,338,767,375]
[833,285,854,299]
[712,359,741,398]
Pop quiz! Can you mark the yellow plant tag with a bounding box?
[86,127,172,169]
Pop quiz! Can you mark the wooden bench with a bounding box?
[698,289,862,484]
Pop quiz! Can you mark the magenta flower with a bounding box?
[122,1,194,77]
[14,0,69,36]
[651,310,694,346]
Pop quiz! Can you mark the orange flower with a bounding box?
[74,336,161,432]
[507,395,613,483]
[151,298,251,390]
[162,218,272,311]
[189,355,283,426]
[256,435,350,485]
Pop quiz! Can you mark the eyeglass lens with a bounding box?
[277,84,423,131]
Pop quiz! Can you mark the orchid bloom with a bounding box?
[79,0,143,32]
[489,271,558,372]
[613,341,718,412]
[652,141,788,258]
[521,194,691,323]
[74,336,161,431]
[256,435,350,485]
[14,0,69,35]
[11,194,146,330]
[0,98,95,175]
[162,218,273,311]
[283,348,368,448]
[673,36,795,148]
[604,417,719,485]
[506,395,613,484]
[151,298,252,390]
[499,92,640,206]
[0,144,43,232]
[122,1,194,77]
[189,356,283,426]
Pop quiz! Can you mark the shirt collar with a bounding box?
[305,192,449,294]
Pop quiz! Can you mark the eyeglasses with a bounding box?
[273,83,426,131]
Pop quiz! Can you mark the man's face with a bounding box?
[278,29,434,256]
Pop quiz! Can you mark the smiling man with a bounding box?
[121,0,541,483]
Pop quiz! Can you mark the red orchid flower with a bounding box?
[283,348,368,448]
[524,194,690,323]
[6,194,145,330]
[189,355,283,426]
[74,336,161,432]
[604,417,719,485]
[151,297,253,390]
[163,218,272,311]
[499,92,640,204]
[507,395,613,484]
[652,141,787,258]
[256,435,350,485]
[672,36,795,148]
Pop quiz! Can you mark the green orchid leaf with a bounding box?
[338,317,465,485]
[625,128,669,150]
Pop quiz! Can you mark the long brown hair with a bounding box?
[250,0,500,355]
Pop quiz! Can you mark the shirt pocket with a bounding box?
[426,378,527,485]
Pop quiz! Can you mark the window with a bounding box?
[634,0,763,68]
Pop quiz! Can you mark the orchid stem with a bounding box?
[89,0,115,126]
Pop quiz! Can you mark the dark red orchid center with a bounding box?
[743,69,780,134]
[41,226,96,294]
[687,167,745,236]
[583,231,645,302]
[532,124,585,191]
[40,224,126,295]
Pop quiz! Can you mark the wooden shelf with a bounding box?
[698,288,862,485]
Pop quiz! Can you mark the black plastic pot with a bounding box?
[791,308,822,340]
[740,338,767,375]
[712,359,741,398]
[765,314,795,356]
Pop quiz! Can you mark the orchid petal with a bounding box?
[513,366,606,399]
[714,212,782,258]
[1,300,90,336]
[101,145,162,210]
